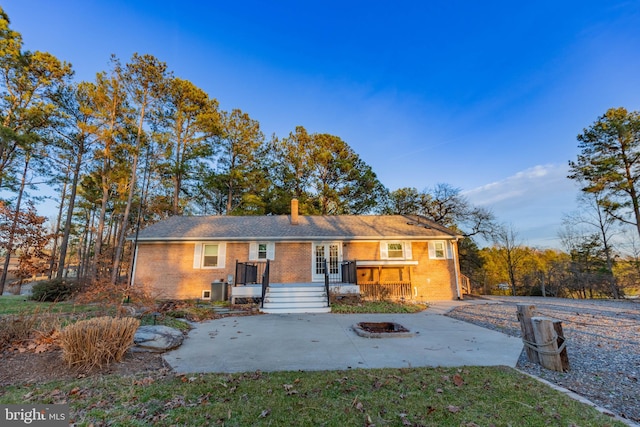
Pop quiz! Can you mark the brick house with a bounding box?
[130,200,465,313]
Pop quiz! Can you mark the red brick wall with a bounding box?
[133,240,459,301]
[410,241,459,301]
[344,241,458,301]
[270,242,310,282]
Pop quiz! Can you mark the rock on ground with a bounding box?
[134,325,184,352]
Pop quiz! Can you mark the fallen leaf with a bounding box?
[258,409,270,418]
[436,388,443,393]
[365,414,375,426]
[34,344,48,353]
[453,374,464,387]
[447,405,461,413]
[399,413,412,426]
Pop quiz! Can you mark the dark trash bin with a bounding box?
[211,281,228,301]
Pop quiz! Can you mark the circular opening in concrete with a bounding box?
[353,322,414,338]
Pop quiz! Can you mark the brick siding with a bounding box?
[134,240,459,301]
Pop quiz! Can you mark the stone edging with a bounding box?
[515,368,639,427]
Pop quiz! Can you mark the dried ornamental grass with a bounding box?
[59,316,140,370]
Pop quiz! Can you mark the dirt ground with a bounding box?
[0,347,169,387]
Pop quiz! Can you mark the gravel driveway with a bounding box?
[446,296,640,424]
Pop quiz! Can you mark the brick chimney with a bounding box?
[290,198,299,225]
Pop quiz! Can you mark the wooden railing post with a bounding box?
[517,304,540,364]
[531,317,569,372]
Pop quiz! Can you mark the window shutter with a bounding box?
[428,242,436,259]
[217,243,226,268]
[193,243,202,269]
[404,241,412,259]
[249,242,258,260]
[380,242,388,259]
[267,243,275,260]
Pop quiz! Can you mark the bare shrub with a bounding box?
[0,306,64,351]
[0,313,38,350]
[330,293,362,305]
[75,279,156,315]
[59,316,140,370]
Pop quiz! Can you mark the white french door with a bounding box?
[312,242,342,282]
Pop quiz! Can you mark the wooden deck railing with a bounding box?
[460,274,471,295]
[358,281,412,300]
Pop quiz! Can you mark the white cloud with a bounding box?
[464,164,580,248]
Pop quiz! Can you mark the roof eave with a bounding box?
[132,234,460,243]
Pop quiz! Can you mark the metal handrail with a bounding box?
[323,259,330,306]
[235,260,264,285]
[260,259,270,308]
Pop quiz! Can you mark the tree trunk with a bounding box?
[56,148,83,279]
[90,166,110,282]
[48,177,68,279]
[111,99,147,285]
[0,155,30,294]
[173,136,182,215]
[79,209,94,281]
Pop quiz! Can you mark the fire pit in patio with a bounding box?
[352,322,414,338]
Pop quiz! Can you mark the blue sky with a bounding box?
[3,1,640,248]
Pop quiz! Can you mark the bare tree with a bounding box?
[563,190,622,297]
[492,223,527,296]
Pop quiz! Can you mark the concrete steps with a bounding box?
[261,284,331,314]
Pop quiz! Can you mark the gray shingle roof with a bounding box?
[132,214,460,242]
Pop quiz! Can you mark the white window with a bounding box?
[257,243,268,259]
[428,241,452,260]
[380,241,412,260]
[387,243,404,258]
[249,242,275,261]
[193,243,226,269]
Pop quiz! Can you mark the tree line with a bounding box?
[1,7,638,298]
[0,8,456,292]
[466,107,640,299]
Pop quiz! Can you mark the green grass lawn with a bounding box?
[0,295,106,316]
[0,366,623,426]
[331,300,427,314]
[0,296,626,426]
